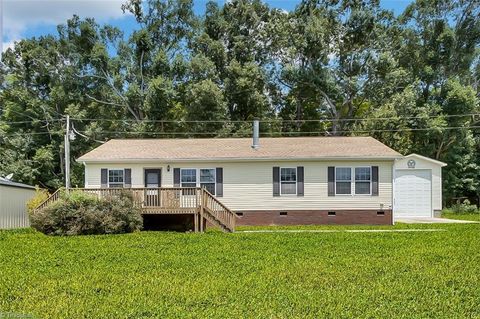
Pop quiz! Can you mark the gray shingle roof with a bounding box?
[77,136,402,162]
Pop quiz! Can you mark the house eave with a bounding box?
[404,153,448,167]
[77,155,403,164]
[0,181,36,190]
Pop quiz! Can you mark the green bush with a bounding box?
[30,190,143,235]
[445,199,479,215]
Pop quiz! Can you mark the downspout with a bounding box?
[392,159,397,225]
[82,162,88,188]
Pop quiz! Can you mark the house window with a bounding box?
[335,167,352,195]
[108,169,124,188]
[180,168,216,195]
[180,169,197,188]
[200,168,216,195]
[280,167,297,195]
[355,167,371,195]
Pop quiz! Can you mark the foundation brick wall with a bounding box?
[235,210,393,226]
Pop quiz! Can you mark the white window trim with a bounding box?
[280,167,297,196]
[335,166,352,196]
[334,166,373,196]
[108,169,125,188]
[199,168,216,195]
[354,166,372,196]
[180,168,216,195]
[180,168,198,188]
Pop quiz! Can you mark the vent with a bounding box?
[236,212,244,217]
[377,211,385,216]
[252,119,259,149]
[279,211,288,216]
[328,211,336,216]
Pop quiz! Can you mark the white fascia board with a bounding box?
[404,153,447,167]
[77,156,402,164]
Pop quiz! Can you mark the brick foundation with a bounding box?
[235,210,393,226]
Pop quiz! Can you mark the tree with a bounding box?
[1,0,480,205]
[278,0,397,134]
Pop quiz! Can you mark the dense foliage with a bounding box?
[30,191,143,235]
[0,0,479,202]
[0,224,479,318]
[26,187,51,214]
[442,199,480,216]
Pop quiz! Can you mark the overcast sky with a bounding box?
[1,0,413,52]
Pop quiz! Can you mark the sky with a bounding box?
[0,0,414,53]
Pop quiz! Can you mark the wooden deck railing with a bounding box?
[35,187,237,232]
[201,189,236,232]
[35,189,62,212]
[78,187,201,211]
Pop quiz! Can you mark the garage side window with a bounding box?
[355,167,371,195]
[335,167,352,195]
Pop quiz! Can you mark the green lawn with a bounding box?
[442,212,480,222]
[1,224,479,318]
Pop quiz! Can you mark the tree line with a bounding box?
[0,0,479,203]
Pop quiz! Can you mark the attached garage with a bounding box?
[394,154,447,219]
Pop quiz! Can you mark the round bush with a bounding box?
[30,190,143,235]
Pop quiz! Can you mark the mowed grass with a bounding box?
[1,224,479,319]
[442,212,480,222]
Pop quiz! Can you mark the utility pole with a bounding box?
[64,115,71,189]
[0,0,4,55]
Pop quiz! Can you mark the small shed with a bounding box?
[394,154,447,219]
[0,178,36,229]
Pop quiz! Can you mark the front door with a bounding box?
[144,169,161,206]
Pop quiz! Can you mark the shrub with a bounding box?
[30,190,143,235]
[446,199,479,215]
[26,187,51,214]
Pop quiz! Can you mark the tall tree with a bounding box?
[278,0,397,134]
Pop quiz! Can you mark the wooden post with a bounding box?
[194,212,199,233]
[199,189,204,232]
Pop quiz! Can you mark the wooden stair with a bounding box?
[192,188,236,233]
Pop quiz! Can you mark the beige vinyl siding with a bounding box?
[85,160,393,211]
[0,185,35,229]
[394,157,443,211]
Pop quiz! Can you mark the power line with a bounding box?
[2,124,479,139]
[69,113,480,124]
[75,125,480,136]
[0,131,62,137]
[0,119,65,125]
[2,113,477,126]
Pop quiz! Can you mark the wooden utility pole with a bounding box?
[0,0,3,55]
[64,115,71,189]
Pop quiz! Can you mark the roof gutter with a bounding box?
[77,155,404,164]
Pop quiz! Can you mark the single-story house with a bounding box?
[77,132,446,226]
[0,178,36,229]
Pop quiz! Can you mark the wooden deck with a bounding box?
[35,187,237,232]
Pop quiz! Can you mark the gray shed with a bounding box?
[0,178,36,229]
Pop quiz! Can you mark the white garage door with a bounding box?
[394,170,432,218]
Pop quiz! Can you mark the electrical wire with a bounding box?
[1,113,478,126]
[67,113,480,124]
[74,125,480,136]
[0,119,65,125]
[1,124,479,139]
